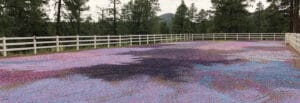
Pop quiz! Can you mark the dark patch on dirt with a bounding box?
[74,48,242,82]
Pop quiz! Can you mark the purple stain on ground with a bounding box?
[0,41,299,103]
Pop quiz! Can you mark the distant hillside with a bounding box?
[159,13,174,26]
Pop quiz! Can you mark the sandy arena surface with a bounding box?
[0,41,299,103]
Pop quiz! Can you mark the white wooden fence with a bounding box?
[0,33,285,57]
[286,33,300,53]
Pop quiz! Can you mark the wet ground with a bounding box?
[0,41,299,103]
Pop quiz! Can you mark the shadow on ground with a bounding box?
[74,48,242,82]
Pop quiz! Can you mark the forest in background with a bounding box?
[0,0,299,37]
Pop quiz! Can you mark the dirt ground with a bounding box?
[0,41,299,103]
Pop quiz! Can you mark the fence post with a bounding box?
[213,33,215,41]
[236,34,238,40]
[248,33,251,40]
[147,34,149,44]
[107,35,110,48]
[154,35,156,44]
[119,35,122,47]
[76,35,79,50]
[33,36,37,55]
[273,33,276,41]
[192,34,194,41]
[202,34,204,40]
[225,33,227,40]
[56,36,60,52]
[160,34,163,43]
[94,35,97,49]
[2,37,7,57]
[139,35,142,45]
[130,35,133,46]
[285,33,288,45]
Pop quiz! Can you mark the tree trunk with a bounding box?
[56,0,62,35]
[78,10,80,35]
[113,0,117,35]
[293,0,299,33]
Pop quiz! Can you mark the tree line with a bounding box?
[0,0,299,37]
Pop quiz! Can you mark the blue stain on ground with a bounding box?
[194,61,300,89]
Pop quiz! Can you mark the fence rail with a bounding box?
[286,33,300,53]
[0,33,286,57]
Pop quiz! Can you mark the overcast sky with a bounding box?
[49,0,269,20]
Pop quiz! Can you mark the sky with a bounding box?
[48,0,269,21]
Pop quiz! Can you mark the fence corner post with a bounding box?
[2,37,7,57]
[285,33,288,45]
[56,35,60,52]
[33,35,37,55]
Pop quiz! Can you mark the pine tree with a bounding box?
[64,0,89,35]
[172,0,190,33]
[160,22,169,34]
[211,0,251,33]
[264,1,289,32]
[188,3,197,33]
[3,0,48,36]
[56,0,63,35]
[196,9,209,33]
[131,0,160,34]
[253,2,267,32]
[109,0,121,35]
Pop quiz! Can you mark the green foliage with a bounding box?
[131,0,160,34]
[64,0,89,35]
[196,9,210,33]
[160,22,169,34]
[0,0,49,37]
[0,0,297,37]
[172,0,191,33]
[211,0,252,33]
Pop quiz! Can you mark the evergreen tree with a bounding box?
[252,2,269,32]
[64,0,89,35]
[0,0,10,36]
[196,9,209,33]
[172,0,190,33]
[160,22,169,34]
[264,1,289,32]
[131,0,160,34]
[3,0,48,36]
[211,0,251,33]
[118,1,133,34]
[109,0,121,35]
[56,0,63,35]
[188,3,197,33]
